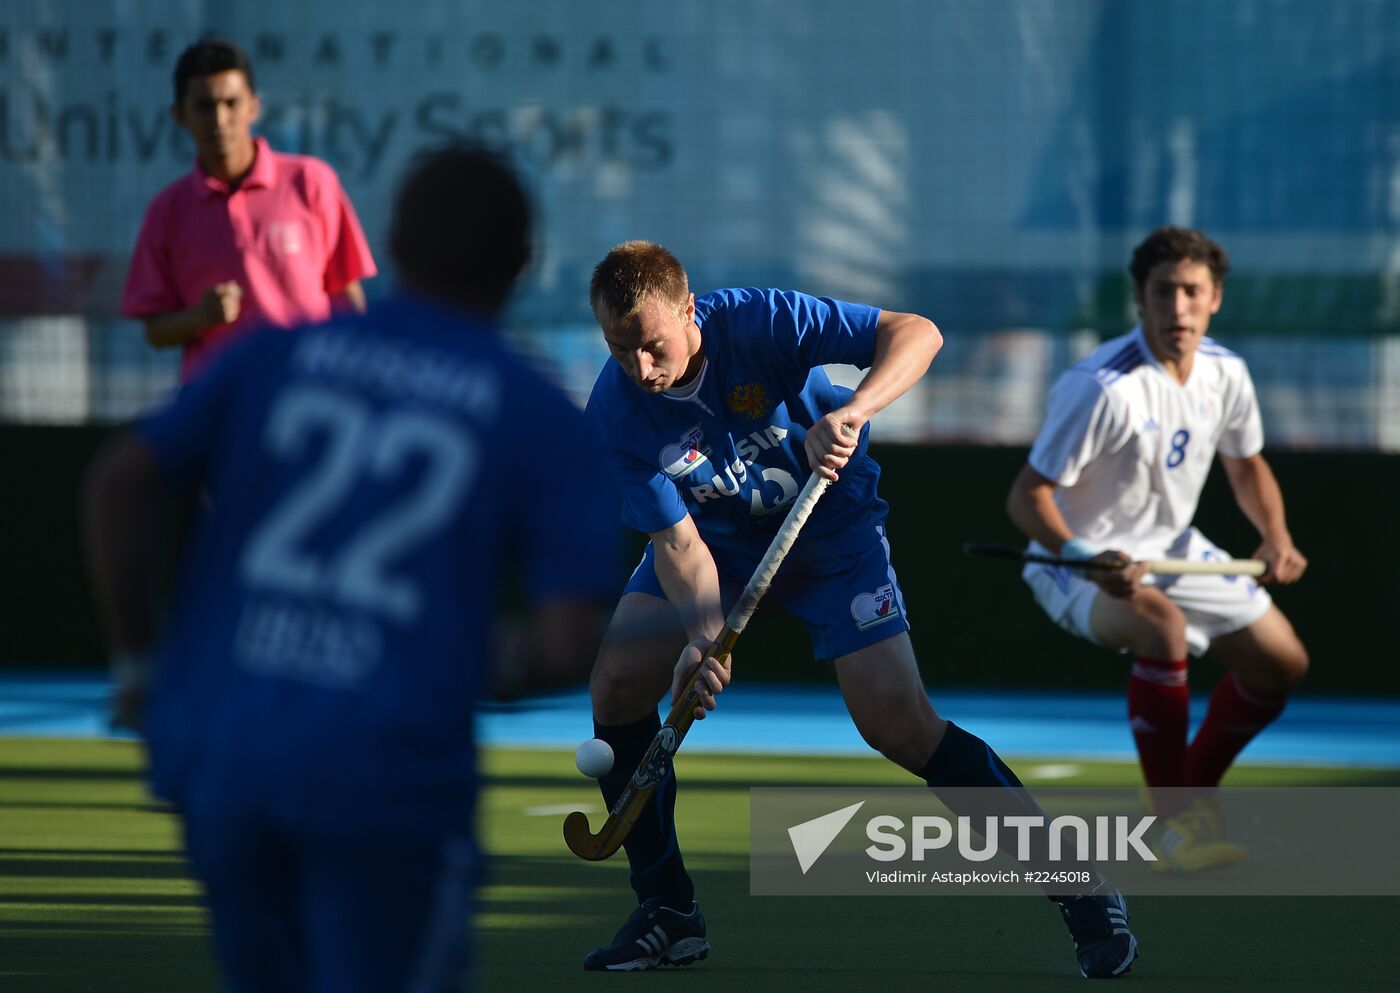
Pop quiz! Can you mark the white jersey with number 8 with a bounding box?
[1027,326,1263,560]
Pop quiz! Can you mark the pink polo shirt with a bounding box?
[122,137,377,379]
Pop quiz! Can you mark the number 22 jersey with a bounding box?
[133,297,616,833]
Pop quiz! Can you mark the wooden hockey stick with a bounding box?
[564,472,833,861]
[962,541,1266,577]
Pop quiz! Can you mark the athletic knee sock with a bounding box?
[919,720,1030,793]
[1185,673,1287,788]
[1127,656,1190,817]
[919,722,1092,897]
[594,714,694,911]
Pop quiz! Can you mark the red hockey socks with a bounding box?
[1186,673,1287,788]
[1127,656,1190,816]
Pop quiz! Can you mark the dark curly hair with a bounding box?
[1129,227,1229,289]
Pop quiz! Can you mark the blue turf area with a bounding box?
[3,670,1398,768]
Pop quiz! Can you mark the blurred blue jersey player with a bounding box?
[84,147,619,993]
[579,242,1140,979]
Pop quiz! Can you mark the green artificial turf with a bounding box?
[2,739,1397,992]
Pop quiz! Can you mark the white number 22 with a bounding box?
[240,385,477,623]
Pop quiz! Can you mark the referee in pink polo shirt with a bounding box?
[123,38,378,381]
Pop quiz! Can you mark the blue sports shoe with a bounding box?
[583,898,710,972]
[1054,880,1139,979]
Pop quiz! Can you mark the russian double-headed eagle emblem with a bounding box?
[726,381,770,419]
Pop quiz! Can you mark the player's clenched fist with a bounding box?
[1086,549,1145,599]
[198,281,243,328]
[671,637,732,720]
[1254,539,1308,585]
[804,409,863,481]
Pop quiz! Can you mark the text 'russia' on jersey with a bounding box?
[586,288,890,560]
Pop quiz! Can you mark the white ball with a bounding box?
[574,738,615,778]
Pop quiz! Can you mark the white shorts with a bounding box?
[1021,528,1273,657]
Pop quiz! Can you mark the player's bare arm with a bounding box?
[1219,452,1308,585]
[1005,463,1144,598]
[143,281,242,347]
[82,435,172,727]
[805,310,942,480]
[650,514,731,718]
[332,280,367,315]
[493,600,612,700]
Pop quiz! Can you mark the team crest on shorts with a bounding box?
[658,424,711,480]
[850,583,900,630]
[727,381,771,420]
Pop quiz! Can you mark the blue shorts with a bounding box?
[181,804,475,993]
[622,522,910,660]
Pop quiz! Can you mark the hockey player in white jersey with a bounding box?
[1006,226,1309,873]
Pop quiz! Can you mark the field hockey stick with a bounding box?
[962,541,1266,577]
[564,471,833,861]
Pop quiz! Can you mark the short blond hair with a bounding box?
[589,241,689,327]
